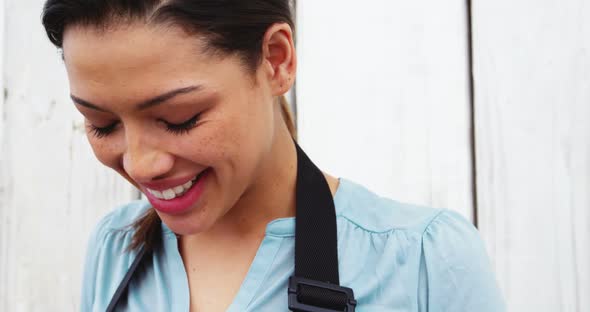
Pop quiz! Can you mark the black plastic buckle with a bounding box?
[288,276,357,312]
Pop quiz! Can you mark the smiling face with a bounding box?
[63,22,294,235]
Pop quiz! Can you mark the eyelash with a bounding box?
[88,123,117,139]
[88,113,200,139]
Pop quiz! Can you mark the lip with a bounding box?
[142,168,211,215]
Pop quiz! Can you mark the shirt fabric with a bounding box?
[81,178,506,311]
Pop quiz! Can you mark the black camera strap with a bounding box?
[288,142,356,311]
[106,142,356,312]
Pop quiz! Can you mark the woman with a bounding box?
[42,0,505,311]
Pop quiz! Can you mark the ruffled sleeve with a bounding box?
[418,210,506,311]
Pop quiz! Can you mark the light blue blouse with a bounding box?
[81,178,505,311]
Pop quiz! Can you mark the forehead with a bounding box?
[65,23,208,71]
[62,23,225,103]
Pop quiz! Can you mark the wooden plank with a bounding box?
[296,0,473,219]
[0,0,7,309]
[472,0,590,311]
[0,2,138,311]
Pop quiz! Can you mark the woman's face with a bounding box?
[63,23,282,235]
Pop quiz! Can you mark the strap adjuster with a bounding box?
[288,276,357,312]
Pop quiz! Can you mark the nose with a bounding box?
[122,127,174,184]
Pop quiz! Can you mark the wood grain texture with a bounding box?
[0,1,138,311]
[472,0,590,311]
[0,0,7,307]
[296,0,474,220]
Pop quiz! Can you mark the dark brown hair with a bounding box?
[42,0,297,252]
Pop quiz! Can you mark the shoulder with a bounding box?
[84,199,152,260]
[419,211,506,310]
[80,200,152,310]
[334,178,488,270]
[84,199,152,259]
[335,179,505,310]
[98,199,153,230]
[91,199,152,239]
[334,178,450,235]
[334,178,486,263]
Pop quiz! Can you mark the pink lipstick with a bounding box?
[141,169,210,215]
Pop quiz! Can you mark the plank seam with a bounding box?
[465,0,479,228]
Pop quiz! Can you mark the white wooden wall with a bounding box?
[0,0,588,311]
[0,1,138,311]
[472,0,590,311]
[296,1,589,312]
[296,0,474,220]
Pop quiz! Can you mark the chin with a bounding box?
[156,207,218,236]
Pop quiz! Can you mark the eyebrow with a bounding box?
[70,85,202,112]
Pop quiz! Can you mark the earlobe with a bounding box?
[261,23,297,96]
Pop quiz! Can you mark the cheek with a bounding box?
[171,119,240,166]
[169,114,265,181]
[87,134,123,170]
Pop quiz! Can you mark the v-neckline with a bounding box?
[162,219,292,311]
[160,178,347,311]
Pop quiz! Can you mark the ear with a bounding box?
[261,23,297,96]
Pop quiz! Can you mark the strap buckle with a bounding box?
[288,276,357,312]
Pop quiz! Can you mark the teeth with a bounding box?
[162,189,176,200]
[146,173,200,201]
[148,189,163,198]
[173,186,184,194]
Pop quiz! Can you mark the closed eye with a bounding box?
[161,113,201,135]
[86,113,201,139]
[87,122,119,138]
